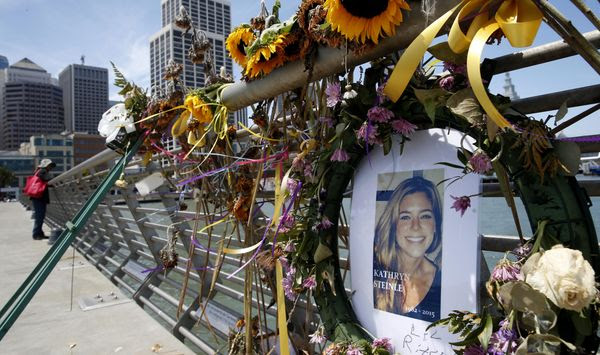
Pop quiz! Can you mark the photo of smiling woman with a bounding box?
[373,171,443,322]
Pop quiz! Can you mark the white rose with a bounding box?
[521,244,596,312]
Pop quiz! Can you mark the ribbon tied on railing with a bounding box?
[383,0,543,129]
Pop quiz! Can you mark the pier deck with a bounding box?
[0,202,193,355]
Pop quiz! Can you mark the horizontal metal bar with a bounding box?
[492,30,600,74]
[220,0,459,111]
[511,84,600,114]
[138,296,177,327]
[178,326,217,354]
[112,275,137,294]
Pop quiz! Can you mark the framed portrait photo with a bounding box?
[350,129,481,354]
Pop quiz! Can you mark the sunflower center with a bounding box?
[237,41,247,55]
[340,0,388,18]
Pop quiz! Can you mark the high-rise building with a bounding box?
[0,58,64,150]
[149,0,233,95]
[0,55,8,70]
[59,64,109,134]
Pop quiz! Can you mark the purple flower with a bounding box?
[309,326,326,344]
[367,106,394,123]
[292,155,305,171]
[512,243,532,260]
[278,256,289,271]
[469,151,492,174]
[326,82,341,107]
[439,75,455,91]
[319,116,335,129]
[282,267,297,300]
[490,260,523,283]
[391,118,417,136]
[463,345,485,355]
[346,345,363,355]
[303,275,317,290]
[284,242,295,253]
[286,178,298,193]
[371,337,393,352]
[357,122,379,145]
[304,163,314,179]
[317,216,334,230]
[451,195,471,216]
[277,214,295,233]
[443,62,466,75]
[331,148,350,162]
[487,326,519,355]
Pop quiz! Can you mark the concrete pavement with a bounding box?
[0,202,194,355]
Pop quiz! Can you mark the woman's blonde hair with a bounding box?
[373,176,442,312]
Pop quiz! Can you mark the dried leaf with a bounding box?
[554,100,568,125]
[447,89,484,126]
[427,42,468,64]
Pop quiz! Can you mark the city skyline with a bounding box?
[0,0,598,137]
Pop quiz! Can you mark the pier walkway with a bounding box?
[0,202,193,355]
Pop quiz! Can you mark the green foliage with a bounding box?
[0,166,16,187]
[427,42,467,65]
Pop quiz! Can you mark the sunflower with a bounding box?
[171,94,213,141]
[226,25,256,66]
[324,0,410,44]
[280,26,311,63]
[244,34,287,79]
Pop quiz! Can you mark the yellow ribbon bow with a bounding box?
[383,0,543,129]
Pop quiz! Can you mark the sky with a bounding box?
[0,0,598,137]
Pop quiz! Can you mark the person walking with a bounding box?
[31,159,55,240]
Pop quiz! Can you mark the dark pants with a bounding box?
[32,198,47,237]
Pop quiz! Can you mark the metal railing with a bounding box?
[28,19,599,354]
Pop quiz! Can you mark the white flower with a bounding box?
[521,244,596,312]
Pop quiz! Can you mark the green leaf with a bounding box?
[570,310,592,336]
[554,100,568,124]
[446,88,484,126]
[477,314,493,350]
[510,281,557,332]
[383,133,392,155]
[427,42,467,65]
[313,243,333,263]
[516,334,574,354]
[413,88,449,122]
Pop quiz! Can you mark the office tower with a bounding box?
[149,0,233,95]
[0,58,64,150]
[503,72,520,101]
[0,55,8,70]
[59,64,109,134]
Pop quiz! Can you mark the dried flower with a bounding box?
[331,148,350,162]
[522,244,596,312]
[164,59,184,81]
[371,337,393,352]
[325,343,344,355]
[450,195,471,216]
[286,178,298,193]
[309,326,326,344]
[277,214,295,233]
[443,62,466,75]
[469,151,493,174]
[357,122,379,145]
[346,345,363,355]
[304,163,314,180]
[325,82,341,107]
[284,242,296,253]
[367,106,394,123]
[463,345,485,355]
[439,75,455,91]
[278,256,289,271]
[391,118,417,136]
[282,267,297,301]
[317,216,334,230]
[487,323,518,355]
[490,259,523,283]
[319,116,335,129]
[303,275,317,290]
[512,243,532,260]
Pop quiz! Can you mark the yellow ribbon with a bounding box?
[275,259,290,355]
[383,0,543,129]
[238,121,283,142]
